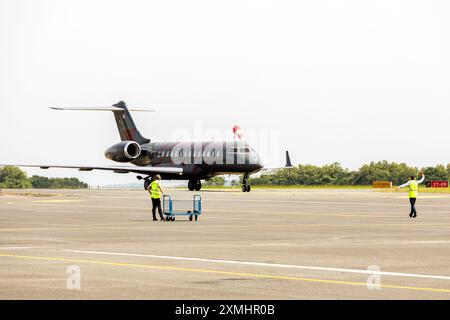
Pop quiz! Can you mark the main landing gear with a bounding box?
[242,173,251,192]
[137,175,152,190]
[188,179,202,191]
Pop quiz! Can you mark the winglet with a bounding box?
[285,151,293,167]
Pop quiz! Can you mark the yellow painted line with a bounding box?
[0,227,102,232]
[0,226,150,232]
[397,196,449,199]
[32,199,84,203]
[5,202,144,210]
[0,253,449,294]
[421,196,450,199]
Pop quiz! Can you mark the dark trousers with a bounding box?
[409,198,417,216]
[152,198,163,219]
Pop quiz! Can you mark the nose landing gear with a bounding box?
[242,173,251,192]
[188,179,202,191]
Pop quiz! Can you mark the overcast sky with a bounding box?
[1,0,449,185]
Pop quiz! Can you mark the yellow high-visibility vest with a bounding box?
[408,180,418,198]
[150,180,161,199]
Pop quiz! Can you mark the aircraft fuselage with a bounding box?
[130,141,263,180]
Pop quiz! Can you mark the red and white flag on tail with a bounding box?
[232,125,246,140]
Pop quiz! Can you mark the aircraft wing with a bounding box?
[0,164,183,175]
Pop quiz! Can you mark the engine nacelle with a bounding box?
[105,141,141,162]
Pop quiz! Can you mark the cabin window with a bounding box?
[227,147,243,154]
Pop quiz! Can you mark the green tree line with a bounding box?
[248,161,450,186]
[204,176,226,187]
[0,166,88,189]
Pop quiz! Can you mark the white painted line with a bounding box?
[64,249,450,281]
[0,247,34,250]
[252,243,295,246]
[400,240,450,244]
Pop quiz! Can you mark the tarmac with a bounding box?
[0,188,450,299]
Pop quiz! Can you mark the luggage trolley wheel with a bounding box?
[192,210,199,222]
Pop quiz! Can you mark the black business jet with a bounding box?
[2,101,292,192]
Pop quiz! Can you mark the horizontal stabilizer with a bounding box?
[51,101,152,144]
[51,107,155,112]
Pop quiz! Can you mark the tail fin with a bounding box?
[51,101,152,144]
[111,101,150,143]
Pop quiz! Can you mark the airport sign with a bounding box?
[426,180,449,188]
[372,181,392,188]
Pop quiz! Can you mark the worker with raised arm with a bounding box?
[396,170,425,218]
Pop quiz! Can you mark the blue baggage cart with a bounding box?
[162,195,202,221]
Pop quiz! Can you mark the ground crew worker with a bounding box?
[147,175,165,221]
[396,170,425,218]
